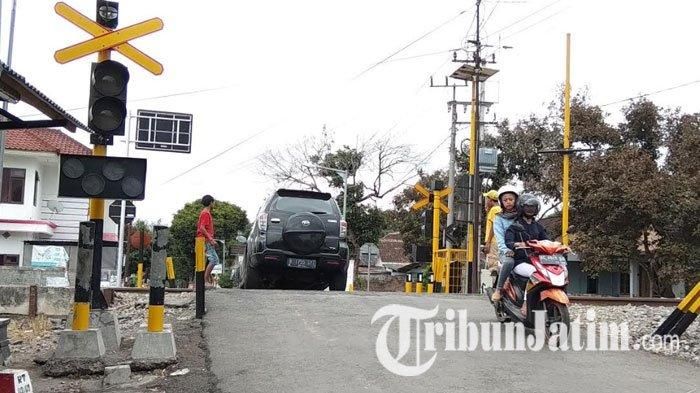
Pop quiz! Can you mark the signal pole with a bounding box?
[431,0,499,293]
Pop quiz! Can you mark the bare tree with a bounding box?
[259,129,417,202]
[257,128,333,192]
[360,135,417,202]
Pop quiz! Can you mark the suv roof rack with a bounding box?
[276,189,332,200]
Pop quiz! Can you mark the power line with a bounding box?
[395,134,451,186]
[601,79,700,107]
[483,0,562,40]
[352,9,469,80]
[385,49,460,63]
[500,7,568,41]
[481,0,501,30]
[17,85,233,118]
[162,125,275,185]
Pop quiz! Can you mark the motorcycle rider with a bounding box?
[505,193,563,316]
[505,193,549,278]
[490,185,520,302]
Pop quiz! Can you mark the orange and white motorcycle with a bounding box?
[485,229,571,332]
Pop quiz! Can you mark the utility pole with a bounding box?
[469,0,483,294]
[429,0,501,293]
[446,86,458,248]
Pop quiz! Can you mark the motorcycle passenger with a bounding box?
[490,185,520,302]
[505,193,549,279]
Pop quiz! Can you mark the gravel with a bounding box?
[568,304,699,364]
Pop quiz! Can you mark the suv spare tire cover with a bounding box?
[282,213,326,255]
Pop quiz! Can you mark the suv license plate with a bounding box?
[540,254,566,265]
[287,258,317,269]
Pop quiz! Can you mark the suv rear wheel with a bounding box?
[328,270,347,291]
[241,263,263,289]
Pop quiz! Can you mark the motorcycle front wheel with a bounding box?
[542,300,570,345]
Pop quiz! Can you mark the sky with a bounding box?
[4,0,700,225]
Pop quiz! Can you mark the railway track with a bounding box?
[569,295,679,307]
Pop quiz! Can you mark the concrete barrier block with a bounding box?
[66,309,122,351]
[0,286,29,315]
[103,364,131,386]
[55,329,106,359]
[131,329,176,361]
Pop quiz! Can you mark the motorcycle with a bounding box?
[484,224,571,335]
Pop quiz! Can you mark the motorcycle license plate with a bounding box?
[287,258,317,269]
[540,254,566,265]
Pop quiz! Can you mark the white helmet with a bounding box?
[497,185,519,209]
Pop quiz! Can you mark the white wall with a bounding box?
[0,152,55,220]
[0,232,32,260]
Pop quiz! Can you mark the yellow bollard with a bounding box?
[415,272,424,293]
[72,221,94,331]
[166,256,176,287]
[195,237,206,319]
[404,274,414,293]
[427,272,434,294]
[136,262,143,288]
[72,302,90,331]
[147,226,169,333]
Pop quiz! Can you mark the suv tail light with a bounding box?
[339,219,347,239]
[258,213,268,232]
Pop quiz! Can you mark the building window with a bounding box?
[586,276,599,294]
[33,171,40,206]
[1,168,26,204]
[619,272,630,295]
[0,254,20,266]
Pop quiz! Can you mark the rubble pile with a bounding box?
[569,304,699,364]
[6,291,195,365]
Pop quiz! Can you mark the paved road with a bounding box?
[205,289,699,393]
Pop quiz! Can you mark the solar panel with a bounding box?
[134,109,192,153]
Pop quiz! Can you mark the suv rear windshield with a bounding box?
[274,196,336,214]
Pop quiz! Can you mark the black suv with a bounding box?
[240,189,349,290]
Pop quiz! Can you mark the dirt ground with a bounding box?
[3,291,221,392]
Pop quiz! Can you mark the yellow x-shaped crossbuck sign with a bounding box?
[54,2,164,75]
[411,183,451,214]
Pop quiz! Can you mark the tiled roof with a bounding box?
[0,60,89,132]
[4,128,91,155]
[378,232,411,264]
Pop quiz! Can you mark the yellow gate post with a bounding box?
[195,236,206,319]
[404,274,414,293]
[147,226,169,333]
[165,256,176,287]
[72,221,95,331]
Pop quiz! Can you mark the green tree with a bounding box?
[169,199,249,283]
[125,220,153,278]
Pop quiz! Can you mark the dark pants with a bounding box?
[495,255,515,290]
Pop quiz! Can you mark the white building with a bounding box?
[0,128,118,274]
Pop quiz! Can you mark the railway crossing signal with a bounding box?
[53,1,164,317]
[411,182,452,260]
[54,2,164,75]
[88,60,129,139]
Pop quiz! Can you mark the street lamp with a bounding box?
[306,164,348,219]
